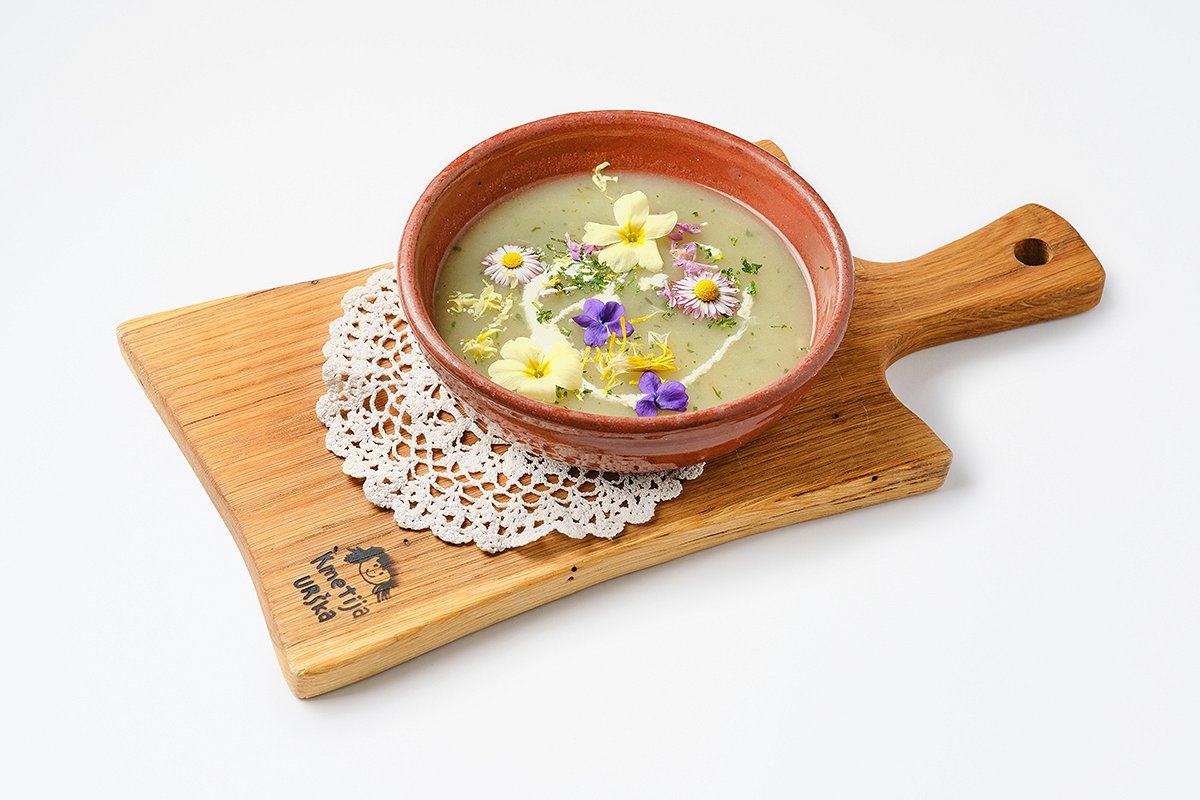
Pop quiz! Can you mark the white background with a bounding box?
[3,1,1197,797]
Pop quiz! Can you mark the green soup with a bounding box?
[433,171,814,417]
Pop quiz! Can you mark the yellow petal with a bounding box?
[546,342,583,390]
[520,375,559,403]
[464,339,498,361]
[612,191,649,228]
[632,241,664,271]
[498,337,541,363]
[640,211,678,241]
[582,222,622,247]
[598,242,640,273]
[488,358,529,389]
[530,326,569,352]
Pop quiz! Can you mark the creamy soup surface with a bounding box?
[433,171,814,417]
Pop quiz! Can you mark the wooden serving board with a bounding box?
[118,141,1105,697]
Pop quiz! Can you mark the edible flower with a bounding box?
[668,241,706,275]
[634,371,689,417]
[582,191,678,273]
[591,161,619,199]
[488,337,583,403]
[589,330,676,392]
[448,282,514,320]
[661,270,741,320]
[482,245,544,287]
[667,221,703,241]
[447,292,476,315]
[572,298,634,347]
[564,232,596,262]
[461,327,503,362]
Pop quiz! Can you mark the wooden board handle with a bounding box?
[854,203,1106,362]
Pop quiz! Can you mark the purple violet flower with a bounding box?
[565,232,596,262]
[572,298,634,347]
[667,221,703,241]
[635,371,689,417]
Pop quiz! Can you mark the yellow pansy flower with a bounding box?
[488,337,583,403]
[582,191,678,273]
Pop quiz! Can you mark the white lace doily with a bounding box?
[316,269,703,554]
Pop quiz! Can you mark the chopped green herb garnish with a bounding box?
[542,242,629,295]
[729,235,739,246]
[451,245,462,252]
[770,323,791,329]
[691,211,700,218]
[747,281,757,297]
[741,257,762,274]
[819,264,829,271]
[534,305,554,324]
[531,225,541,233]
[712,386,723,399]
[708,316,738,329]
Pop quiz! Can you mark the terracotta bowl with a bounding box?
[397,110,853,472]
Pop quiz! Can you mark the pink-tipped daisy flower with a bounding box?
[667,270,741,320]
[482,245,543,287]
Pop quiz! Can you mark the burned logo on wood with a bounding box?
[293,544,398,624]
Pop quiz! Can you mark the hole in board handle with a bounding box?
[1013,238,1052,266]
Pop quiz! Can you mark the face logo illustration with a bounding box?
[343,546,398,602]
[293,543,400,624]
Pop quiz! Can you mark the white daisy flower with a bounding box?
[662,270,741,320]
[482,245,543,287]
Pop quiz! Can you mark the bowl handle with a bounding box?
[753,139,790,165]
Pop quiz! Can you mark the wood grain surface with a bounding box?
[117,141,1105,697]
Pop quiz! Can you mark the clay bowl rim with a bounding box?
[397,109,854,435]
